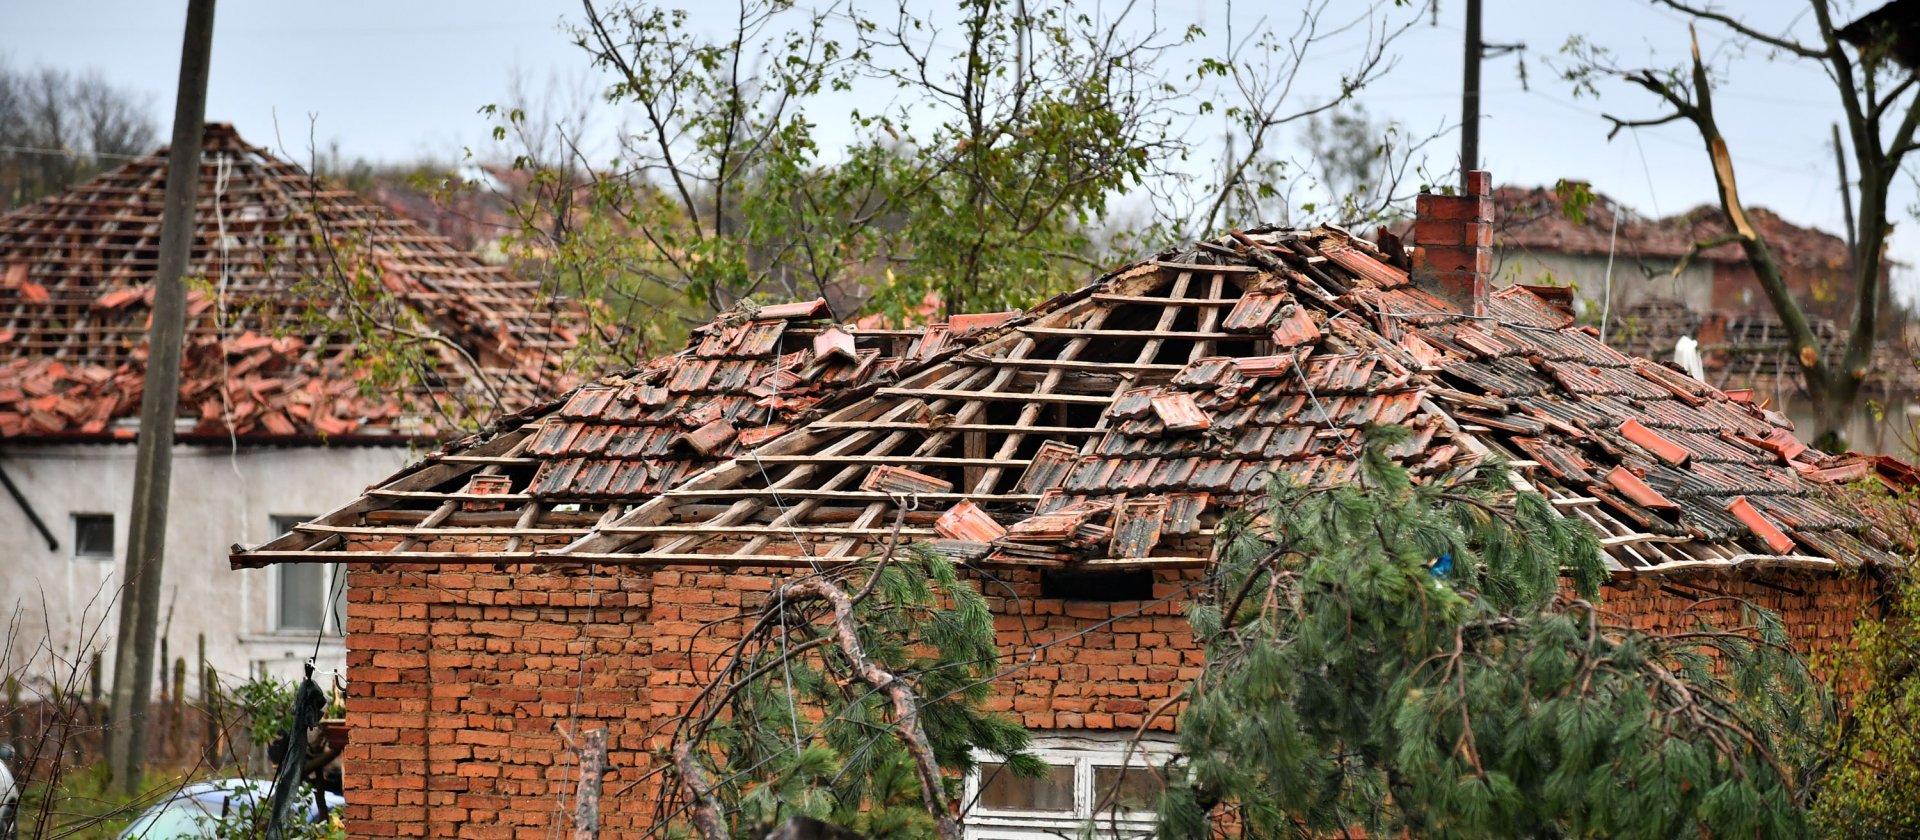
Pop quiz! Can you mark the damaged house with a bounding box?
[1488,185,1916,452]
[235,172,1914,838]
[0,124,581,683]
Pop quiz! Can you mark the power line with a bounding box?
[0,143,147,161]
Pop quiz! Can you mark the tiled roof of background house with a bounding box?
[1491,185,1853,273]
[1491,184,1917,401]
[0,124,584,442]
[238,225,1918,575]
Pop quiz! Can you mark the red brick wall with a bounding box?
[341,565,657,838]
[1594,569,1879,664]
[339,563,1878,839]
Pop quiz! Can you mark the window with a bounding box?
[72,513,114,560]
[1042,569,1153,601]
[272,515,344,634]
[965,735,1171,840]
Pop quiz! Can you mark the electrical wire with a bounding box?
[0,143,146,161]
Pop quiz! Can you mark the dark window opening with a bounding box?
[1043,569,1153,601]
[72,513,114,559]
[270,515,307,537]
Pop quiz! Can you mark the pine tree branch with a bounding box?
[780,576,963,840]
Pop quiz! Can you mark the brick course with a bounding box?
[341,562,1879,839]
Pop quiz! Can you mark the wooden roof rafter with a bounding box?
[234,227,1920,575]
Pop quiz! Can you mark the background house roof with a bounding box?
[0,124,582,442]
[239,226,1916,575]
[1491,184,1854,272]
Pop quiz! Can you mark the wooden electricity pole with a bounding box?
[1460,0,1483,181]
[107,0,217,795]
[1456,0,1521,189]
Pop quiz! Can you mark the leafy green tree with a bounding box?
[1156,429,1824,838]
[1813,566,1920,836]
[453,0,1442,367]
[553,0,1189,332]
[1810,482,1920,837]
[664,543,1033,840]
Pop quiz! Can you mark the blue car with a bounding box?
[117,779,342,840]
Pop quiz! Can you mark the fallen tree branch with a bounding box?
[672,740,729,840]
[779,576,962,840]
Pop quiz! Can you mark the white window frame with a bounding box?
[270,515,344,635]
[963,733,1175,840]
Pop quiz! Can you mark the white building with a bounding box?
[1,443,409,685]
[0,124,580,696]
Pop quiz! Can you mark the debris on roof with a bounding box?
[237,225,1920,576]
[861,465,954,496]
[934,501,1006,543]
[1111,496,1170,559]
[0,124,582,442]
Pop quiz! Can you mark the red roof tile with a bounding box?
[1619,418,1691,466]
[1725,495,1796,555]
[1607,466,1678,512]
[754,298,830,319]
[0,124,582,442]
[861,465,954,495]
[935,501,1006,542]
[241,225,1920,575]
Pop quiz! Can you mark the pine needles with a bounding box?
[1160,431,1824,838]
[660,543,1029,840]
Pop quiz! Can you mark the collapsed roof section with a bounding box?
[0,124,583,442]
[238,225,1914,575]
[237,298,965,557]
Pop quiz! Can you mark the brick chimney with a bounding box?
[1412,170,1493,316]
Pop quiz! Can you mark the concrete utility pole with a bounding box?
[108,0,216,795]
[1460,0,1482,182]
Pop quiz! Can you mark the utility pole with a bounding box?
[1455,0,1522,190]
[107,0,216,796]
[1460,0,1483,183]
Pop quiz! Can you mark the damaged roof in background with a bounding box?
[0,123,585,443]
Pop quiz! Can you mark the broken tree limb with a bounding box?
[1668,233,1742,280]
[573,728,608,840]
[780,576,963,840]
[673,740,729,840]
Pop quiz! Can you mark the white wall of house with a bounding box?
[1492,249,1716,321]
[0,442,411,697]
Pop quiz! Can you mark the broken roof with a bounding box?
[0,124,583,442]
[1492,185,1854,274]
[238,226,1917,575]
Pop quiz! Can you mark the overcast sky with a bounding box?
[5,0,1912,301]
